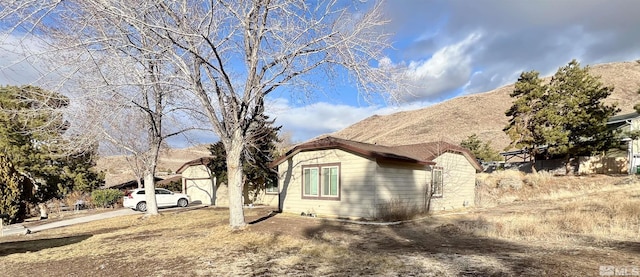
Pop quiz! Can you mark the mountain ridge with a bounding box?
[332,61,640,152]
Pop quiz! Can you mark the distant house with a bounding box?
[496,112,640,175]
[176,157,218,206]
[108,177,164,192]
[601,112,640,174]
[270,136,482,219]
[176,157,278,206]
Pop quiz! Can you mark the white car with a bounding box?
[123,188,190,212]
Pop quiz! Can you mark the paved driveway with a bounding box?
[1,208,139,236]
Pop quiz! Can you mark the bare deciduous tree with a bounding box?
[1,0,401,228]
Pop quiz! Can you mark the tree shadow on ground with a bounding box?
[0,234,92,257]
[302,217,595,276]
[248,210,279,225]
[570,233,640,255]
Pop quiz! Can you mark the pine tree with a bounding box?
[460,134,501,162]
[504,70,547,171]
[546,60,619,173]
[207,114,281,201]
[0,86,104,216]
[504,60,619,173]
[0,154,30,224]
[504,71,547,149]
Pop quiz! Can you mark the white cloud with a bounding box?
[384,0,640,100]
[0,35,45,85]
[386,32,482,101]
[266,98,428,142]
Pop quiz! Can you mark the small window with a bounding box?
[265,178,278,194]
[432,168,443,197]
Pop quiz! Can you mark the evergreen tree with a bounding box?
[207,115,281,198]
[208,141,229,185]
[460,134,501,162]
[504,60,619,173]
[504,71,547,149]
[0,154,30,224]
[544,60,619,158]
[0,85,104,218]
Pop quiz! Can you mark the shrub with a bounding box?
[375,198,420,222]
[62,191,89,209]
[91,189,122,208]
[523,171,553,188]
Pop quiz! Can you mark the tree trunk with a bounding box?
[38,203,48,220]
[226,132,246,229]
[531,159,538,174]
[143,133,162,215]
[529,148,538,174]
[144,171,159,215]
[565,155,573,176]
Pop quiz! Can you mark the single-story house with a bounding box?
[270,136,482,219]
[176,157,218,206]
[176,157,278,206]
[107,176,164,191]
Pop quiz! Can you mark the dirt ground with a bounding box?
[246,206,639,276]
[1,176,639,276]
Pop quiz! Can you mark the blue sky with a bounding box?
[265,0,640,145]
[2,1,640,148]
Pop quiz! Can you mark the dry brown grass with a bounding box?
[475,171,621,207]
[465,173,640,242]
[375,198,422,221]
[2,174,640,276]
[0,208,414,276]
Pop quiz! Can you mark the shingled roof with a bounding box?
[176,156,216,174]
[270,136,482,172]
[394,141,483,172]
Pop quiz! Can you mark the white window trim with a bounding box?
[432,167,443,197]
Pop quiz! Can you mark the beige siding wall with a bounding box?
[245,187,279,206]
[429,152,476,211]
[278,149,377,218]
[182,165,215,206]
[181,164,278,207]
[578,156,627,174]
[278,149,477,218]
[184,178,214,205]
[257,193,279,206]
[374,163,429,215]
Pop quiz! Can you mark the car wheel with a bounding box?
[177,198,188,208]
[136,201,147,212]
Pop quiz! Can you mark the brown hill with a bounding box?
[333,61,640,151]
[95,145,211,187]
